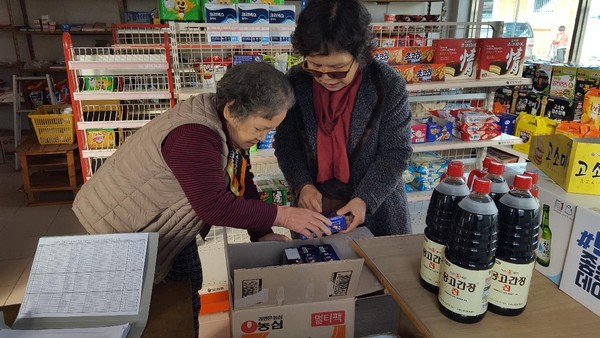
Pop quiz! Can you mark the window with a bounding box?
[534,0,553,13]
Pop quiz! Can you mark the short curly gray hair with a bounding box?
[216,62,294,120]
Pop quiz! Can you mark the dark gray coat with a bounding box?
[274,60,413,235]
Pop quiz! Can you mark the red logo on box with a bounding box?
[311,311,345,327]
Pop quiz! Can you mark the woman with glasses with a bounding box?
[274,0,413,236]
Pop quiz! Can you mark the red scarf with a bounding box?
[313,70,362,183]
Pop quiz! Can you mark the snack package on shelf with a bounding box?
[256,178,288,206]
[493,86,514,114]
[257,129,275,149]
[452,108,501,141]
[478,37,527,79]
[408,152,449,191]
[393,64,445,83]
[372,46,434,65]
[513,90,543,116]
[549,65,578,101]
[432,38,479,81]
[426,117,452,142]
[582,87,600,128]
[410,120,427,143]
[541,95,581,121]
[555,121,600,138]
[497,113,517,135]
[575,67,600,101]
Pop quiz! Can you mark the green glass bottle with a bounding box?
[536,204,552,267]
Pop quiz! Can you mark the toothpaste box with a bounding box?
[205,4,239,43]
[478,37,527,79]
[269,5,295,44]
[238,3,269,44]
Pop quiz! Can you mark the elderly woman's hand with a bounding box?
[274,206,332,240]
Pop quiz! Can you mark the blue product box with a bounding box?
[298,245,323,263]
[316,244,340,262]
[283,247,304,264]
[299,214,348,240]
[269,5,295,24]
[233,54,263,65]
[425,117,453,142]
[498,113,517,135]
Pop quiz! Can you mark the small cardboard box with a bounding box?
[478,37,527,79]
[226,228,382,338]
[575,67,600,101]
[372,46,434,65]
[532,63,553,94]
[528,133,600,195]
[432,38,479,81]
[525,163,599,285]
[560,206,600,316]
[542,95,580,121]
[425,117,452,142]
[550,65,578,101]
[410,122,427,143]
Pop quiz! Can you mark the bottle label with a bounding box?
[438,258,492,317]
[420,236,445,287]
[489,259,535,309]
[537,238,551,266]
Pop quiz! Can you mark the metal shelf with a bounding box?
[73,91,172,100]
[412,133,522,153]
[77,120,150,130]
[406,78,532,92]
[82,149,116,159]
[16,30,111,35]
[68,61,169,70]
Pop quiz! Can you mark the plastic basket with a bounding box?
[28,105,75,145]
[125,11,153,24]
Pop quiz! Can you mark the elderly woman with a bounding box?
[72,62,331,336]
[274,0,413,237]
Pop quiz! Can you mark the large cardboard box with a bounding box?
[527,163,600,285]
[528,134,600,195]
[225,228,382,338]
[560,206,600,316]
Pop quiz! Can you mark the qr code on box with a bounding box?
[329,270,352,297]
[242,278,262,298]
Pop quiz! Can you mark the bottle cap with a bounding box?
[513,175,533,190]
[487,161,505,175]
[472,177,492,194]
[446,161,464,177]
[523,170,538,184]
[482,157,494,169]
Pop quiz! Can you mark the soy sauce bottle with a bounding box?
[488,175,539,316]
[438,178,498,324]
[420,161,470,293]
[484,161,509,205]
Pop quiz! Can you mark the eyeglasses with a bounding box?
[301,58,355,79]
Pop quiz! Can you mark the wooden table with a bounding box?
[15,136,80,205]
[352,234,600,338]
[1,281,194,337]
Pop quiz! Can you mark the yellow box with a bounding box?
[512,113,557,155]
[86,129,115,149]
[528,133,600,195]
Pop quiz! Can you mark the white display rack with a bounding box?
[168,22,296,101]
[63,31,175,181]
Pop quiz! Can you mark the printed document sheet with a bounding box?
[18,233,148,318]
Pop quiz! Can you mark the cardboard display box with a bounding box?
[478,37,527,79]
[560,206,600,316]
[549,65,578,101]
[525,163,600,285]
[432,38,479,81]
[528,133,600,195]
[225,227,382,338]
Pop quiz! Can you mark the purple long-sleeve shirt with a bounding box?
[161,124,277,241]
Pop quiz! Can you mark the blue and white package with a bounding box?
[299,214,348,240]
[205,4,237,23]
[269,5,295,44]
[238,3,269,44]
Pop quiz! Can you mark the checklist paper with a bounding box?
[18,233,148,319]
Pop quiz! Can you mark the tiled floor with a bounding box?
[0,160,87,306]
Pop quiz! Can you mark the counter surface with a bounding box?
[352,234,600,338]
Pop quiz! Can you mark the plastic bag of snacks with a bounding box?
[408,152,449,191]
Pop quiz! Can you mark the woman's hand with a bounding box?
[274,206,332,239]
[259,233,291,242]
[298,184,323,213]
[337,197,367,232]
